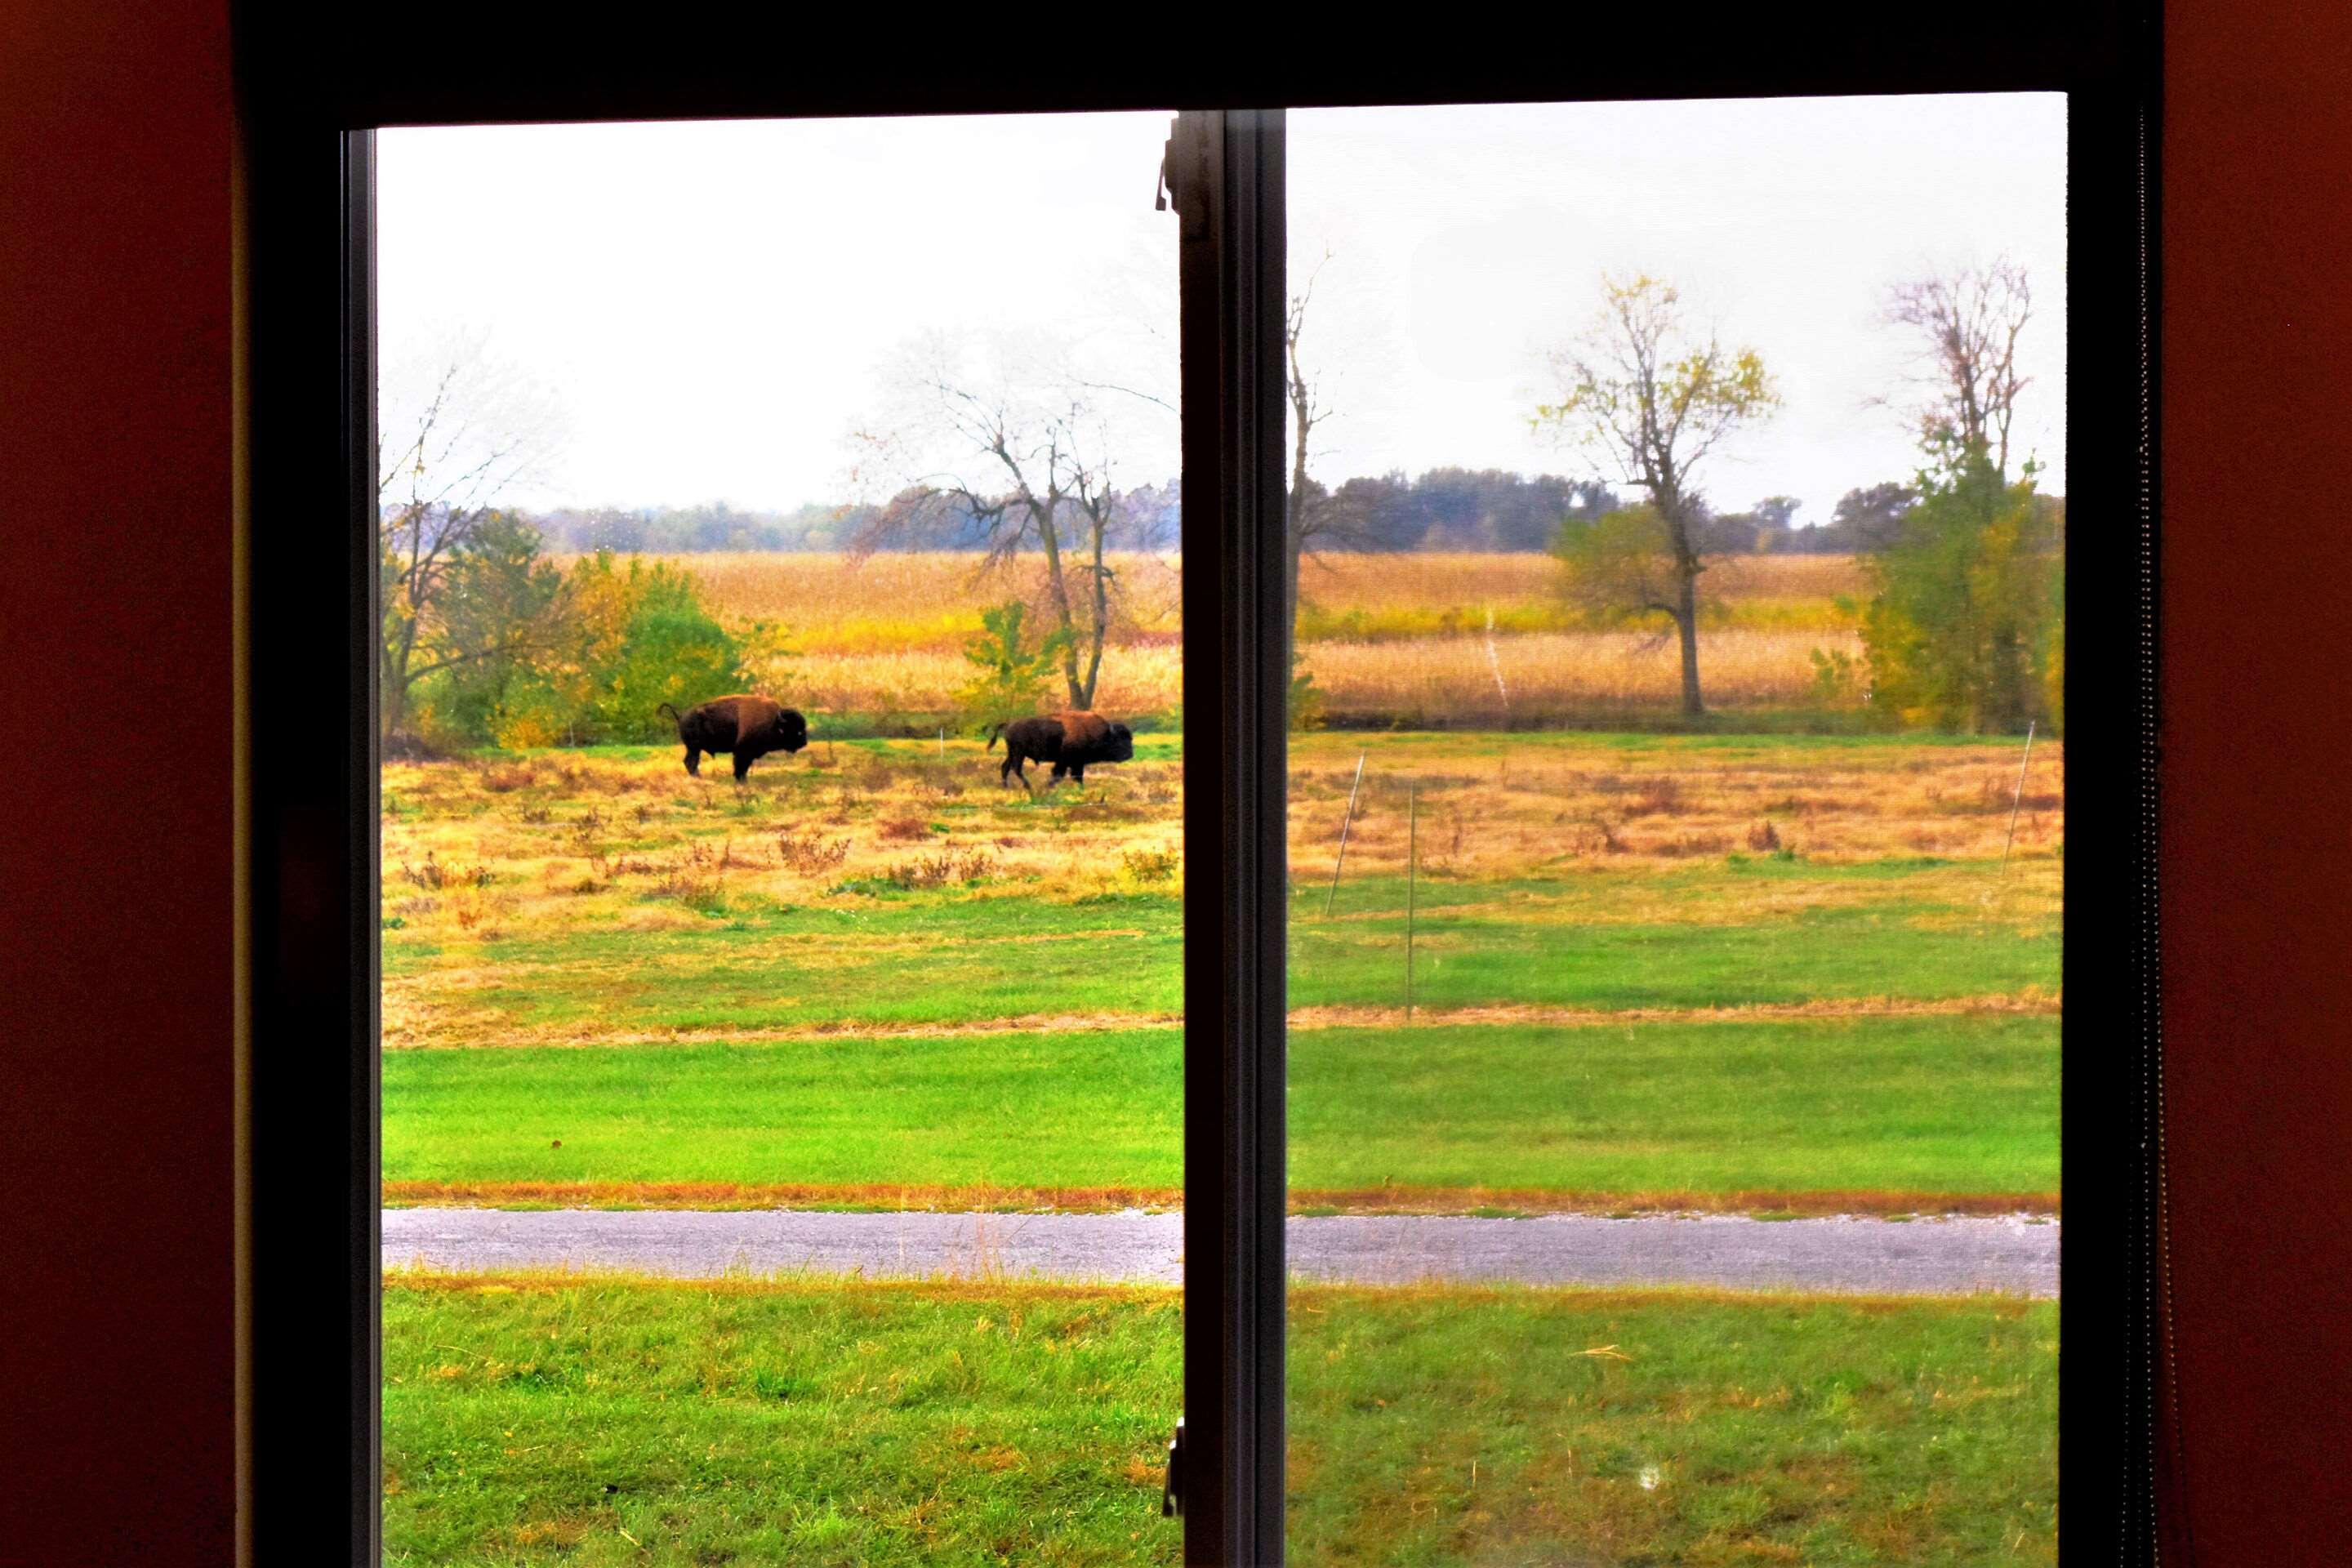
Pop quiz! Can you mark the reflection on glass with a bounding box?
[374,113,1186,1563]
[1286,97,2064,1564]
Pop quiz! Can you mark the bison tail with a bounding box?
[984,721,1004,751]
[656,702,683,733]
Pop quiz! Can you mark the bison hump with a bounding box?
[714,694,779,744]
[1054,710,1111,748]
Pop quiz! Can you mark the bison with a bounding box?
[987,710,1135,791]
[657,694,808,780]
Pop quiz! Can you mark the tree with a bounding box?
[1285,249,1376,612]
[1828,483,1919,552]
[1534,274,1780,714]
[851,332,1153,712]
[422,510,568,742]
[1881,258,2033,480]
[1860,436,2060,733]
[376,333,567,742]
[1859,261,2060,733]
[956,601,1074,729]
[1283,248,1375,731]
[1703,494,1802,554]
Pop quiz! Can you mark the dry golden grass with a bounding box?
[381,733,2060,1051]
[1296,550,1867,621]
[576,550,1868,723]
[582,551,1184,654]
[1284,731,2065,881]
[753,631,1851,727]
[746,644,1185,724]
[1302,627,1863,724]
[644,550,1861,646]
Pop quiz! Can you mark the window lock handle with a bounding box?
[1160,1416,1185,1517]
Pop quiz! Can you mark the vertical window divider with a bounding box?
[1176,105,1290,1566]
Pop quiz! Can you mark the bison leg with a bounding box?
[733,751,755,782]
[1069,764,1086,782]
[684,746,702,777]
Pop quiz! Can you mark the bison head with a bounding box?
[1105,723,1134,763]
[773,707,809,753]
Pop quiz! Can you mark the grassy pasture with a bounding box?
[385,1272,2056,1566]
[382,1015,2056,1212]
[381,730,2060,1213]
[620,550,1873,726]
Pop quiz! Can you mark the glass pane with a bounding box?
[1286,96,2064,1564]
[374,114,1186,1564]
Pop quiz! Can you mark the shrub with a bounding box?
[1121,847,1180,883]
[570,555,749,743]
[775,831,852,875]
[1288,642,1327,733]
[1860,437,2061,735]
[956,602,1072,731]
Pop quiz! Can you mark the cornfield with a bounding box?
[579,550,1868,724]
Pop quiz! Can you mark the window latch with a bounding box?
[1160,1416,1185,1517]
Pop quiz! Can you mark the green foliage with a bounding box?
[570,555,747,743]
[1550,503,1691,629]
[955,600,1072,729]
[1289,640,1327,732]
[1532,275,1780,467]
[414,512,568,744]
[1808,645,1862,706]
[415,551,746,746]
[1860,438,2063,733]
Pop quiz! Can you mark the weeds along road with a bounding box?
[381,1208,2059,1298]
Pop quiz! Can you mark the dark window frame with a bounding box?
[238,16,2159,1563]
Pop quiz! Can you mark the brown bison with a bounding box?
[987,710,1135,791]
[657,694,808,780]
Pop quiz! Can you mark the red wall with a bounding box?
[1,2,2345,1561]
[2158,3,2352,1561]
[0,2,238,1563]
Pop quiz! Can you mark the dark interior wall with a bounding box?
[2158,3,2352,1561]
[1,3,2345,1561]
[0,2,238,1563]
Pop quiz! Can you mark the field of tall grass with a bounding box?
[575,551,1869,728]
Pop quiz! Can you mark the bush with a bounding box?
[1289,642,1326,733]
[956,602,1071,731]
[570,555,748,742]
[1860,439,2061,735]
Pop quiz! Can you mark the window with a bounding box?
[241,26,2158,1563]
[372,113,1190,1565]
[1281,98,2065,1563]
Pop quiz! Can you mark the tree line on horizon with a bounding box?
[515,470,2008,560]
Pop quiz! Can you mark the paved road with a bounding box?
[383,1208,2058,1297]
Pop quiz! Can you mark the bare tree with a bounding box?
[1534,274,1779,715]
[849,333,1140,712]
[1881,258,2033,480]
[376,332,567,740]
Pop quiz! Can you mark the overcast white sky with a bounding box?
[379,95,2065,528]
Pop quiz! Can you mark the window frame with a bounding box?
[238,19,2159,1563]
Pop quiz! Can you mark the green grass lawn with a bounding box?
[383,1013,2056,1208]
[385,1273,2056,1566]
